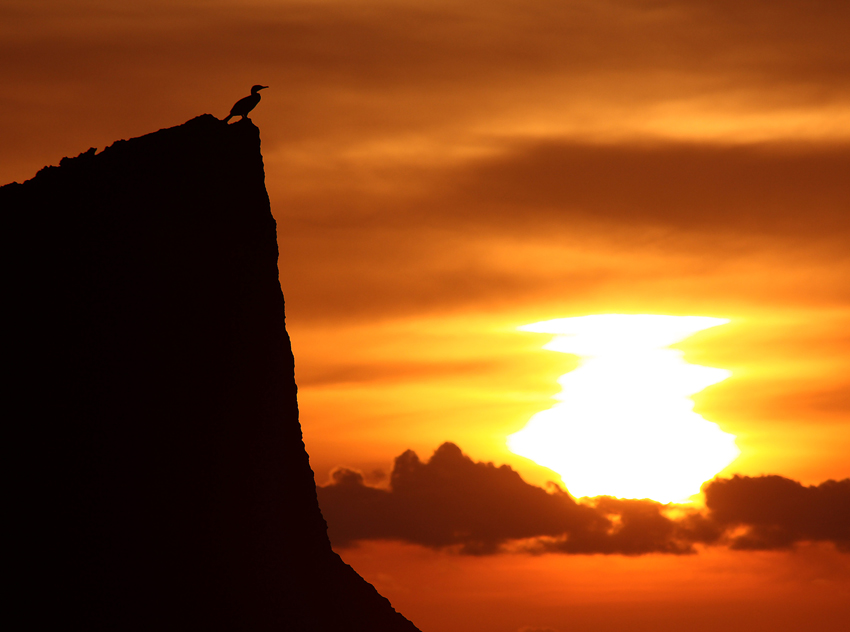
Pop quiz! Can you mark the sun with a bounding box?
[507,314,739,503]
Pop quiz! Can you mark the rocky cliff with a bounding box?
[4,115,420,631]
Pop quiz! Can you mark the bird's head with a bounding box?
[251,85,269,94]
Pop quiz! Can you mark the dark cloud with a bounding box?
[317,443,850,555]
[704,475,850,551]
[526,496,717,555]
[269,141,850,329]
[270,136,850,324]
[8,0,849,94]
[319,443,603,554]
[275,140,850,238]
[437,141,850,239]
[317,443,697,555]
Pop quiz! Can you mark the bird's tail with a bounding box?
[223,114,233,123]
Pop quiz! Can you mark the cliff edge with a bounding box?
[3,115,420,631]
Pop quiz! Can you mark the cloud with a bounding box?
[317,443,849,555]
[4,0,850,184]
[704,475,850,551]
[319,443,603,554]
[437,141,850,239]
[274,138,850,328]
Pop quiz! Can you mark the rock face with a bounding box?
[4,115,419,631]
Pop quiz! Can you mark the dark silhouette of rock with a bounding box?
[3,115,420,631]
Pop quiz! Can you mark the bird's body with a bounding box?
[224,85,268,123]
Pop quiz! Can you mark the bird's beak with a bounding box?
[260,86,269,90]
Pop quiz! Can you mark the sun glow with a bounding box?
[507,315,739,503]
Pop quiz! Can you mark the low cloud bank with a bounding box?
[317,443,849,555]
[705,474,850,550]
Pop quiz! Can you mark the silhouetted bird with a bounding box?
[223,85,268,123]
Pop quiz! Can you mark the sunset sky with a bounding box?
[2,1,848,630]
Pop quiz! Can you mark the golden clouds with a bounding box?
[4,0,850,181]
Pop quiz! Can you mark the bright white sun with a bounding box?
[507,314,739,503]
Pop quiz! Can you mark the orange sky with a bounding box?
[2,1,848,630]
